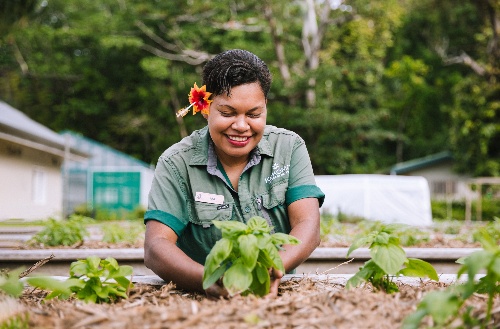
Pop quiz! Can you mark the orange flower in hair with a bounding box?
[176,83,212,117]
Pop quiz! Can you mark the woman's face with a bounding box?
[206,82,267,167]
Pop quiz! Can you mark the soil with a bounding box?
[7,221,496,328]
[17,278,500,328]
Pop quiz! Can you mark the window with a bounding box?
[32,169,47,205]
[431,180,456,195]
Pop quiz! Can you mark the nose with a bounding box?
[232,114,250,132]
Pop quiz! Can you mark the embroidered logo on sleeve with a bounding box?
[265,163,290,184]
[195,192,224,205]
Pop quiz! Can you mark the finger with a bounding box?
[272,268,284,279]
[266,277,281,299]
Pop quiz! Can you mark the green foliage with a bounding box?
[202,216,300,297]
[101,221,144,244]
[402,226,500,328]
[0,268,24,298]
[354,220,430,247]
[0,296,29,329]
[432,199,500,221]
[0,0,498,175]
[346,223,438,293]
[26,256,133,303]
[29,215,93,246]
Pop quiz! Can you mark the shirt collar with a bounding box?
[189,125,274,167]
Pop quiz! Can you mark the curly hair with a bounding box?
[202,49,272,99]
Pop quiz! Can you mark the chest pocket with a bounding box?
[193,202,233,227]
[261,182,287,209]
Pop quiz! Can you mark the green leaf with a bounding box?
[347,233,376,257]
[401,308,428,329]
[203,238,233,277]
[256,234,271,249]
[87,256,101,271]
[370,243,407,275]
[113,276,132,290]
[223,261,253,296]
[255,262,269,284]
[238,234,259,271]
[257,250,273,269]
[213,220,248,239]
[249,264,270,297]
[399,258,438,281]
[202,262,228,290]
[103,257,120,271]
[458,250,492,279]
[26,277,84,300]
[418,290,461,324]
[263,241,284,272]
[247,216,271,234]
[346,259,378,289]
[107,265,133,280]
[491,256,500,276]
[270,232,300,247]
[0,268,24,297]
[70,260,89,277]
[374,231,390,245]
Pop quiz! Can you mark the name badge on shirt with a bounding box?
[195,191,224,205]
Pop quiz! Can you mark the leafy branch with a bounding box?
[203,216,300,297]
[403,227,500,328]
[26,256,133,303]
[346,223,438,293]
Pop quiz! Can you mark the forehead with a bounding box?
[213,83,265,102]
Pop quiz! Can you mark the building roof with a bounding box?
[60,130,152,171]
[390,151,453,175]
[0,100,87,159]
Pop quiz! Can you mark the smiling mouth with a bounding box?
[228,136,250,142]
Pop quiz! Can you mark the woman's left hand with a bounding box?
[266,268,283,298]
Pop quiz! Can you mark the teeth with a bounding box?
[229,136,248,142]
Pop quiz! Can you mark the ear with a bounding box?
[202,113,209,120]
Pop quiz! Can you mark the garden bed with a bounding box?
[16,275,500,328]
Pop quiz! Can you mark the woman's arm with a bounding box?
[268,197,321,297]
[281,197,321,271]
[144,220,228,298]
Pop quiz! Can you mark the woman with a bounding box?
[144,49,325,298]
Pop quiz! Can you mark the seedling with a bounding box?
[26,256,133,303]
[402,227,500,328]
[0,296,28,329]
[29,215,93,247]
[202,216,300,297]
[101,221,144,244]
[0,268,24,298]
[346,222,438,293]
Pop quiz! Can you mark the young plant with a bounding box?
[202,216,300,297]
[0,269,29,329]
[101,221,144,244]
[26,256,133,303]
[402,227,500,329]
[346,222,438,293]
[0,268,24,298]
[29,215,93,247]
[0,296,29,329]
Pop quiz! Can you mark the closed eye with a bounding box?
[218,111,234,117]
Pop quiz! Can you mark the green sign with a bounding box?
[92,172,140,211]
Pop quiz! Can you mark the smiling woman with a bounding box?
[143,49,325,299]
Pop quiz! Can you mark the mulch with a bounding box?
[18,277,499,328]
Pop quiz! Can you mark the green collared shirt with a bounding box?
[144,125,325,265]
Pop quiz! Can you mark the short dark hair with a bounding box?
[202,49,272,98]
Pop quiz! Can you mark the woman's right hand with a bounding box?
[205,279,229,300]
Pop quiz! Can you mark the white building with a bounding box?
[0,101,88,221]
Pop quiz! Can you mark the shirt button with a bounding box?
[244,206,251,213]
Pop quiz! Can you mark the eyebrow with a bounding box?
[217,104,263,112]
